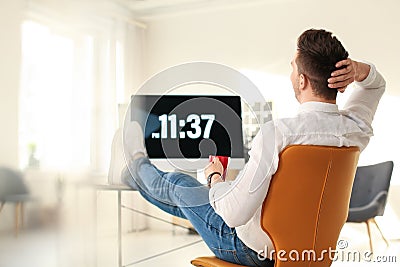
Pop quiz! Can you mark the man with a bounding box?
[122,29,385,266]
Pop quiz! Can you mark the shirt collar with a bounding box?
[298,101,339,113]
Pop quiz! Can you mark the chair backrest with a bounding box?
[348,161,393,215]
[0,167,29,199]
[261,145,359,267]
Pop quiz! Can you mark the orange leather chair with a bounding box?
[191,145,359,267]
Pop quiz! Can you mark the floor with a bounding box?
[1,185,399,267]
[0,222,399,267]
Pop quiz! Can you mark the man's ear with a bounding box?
[299,73,307,90]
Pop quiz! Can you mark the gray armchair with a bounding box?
[0,167,33,236]
[347,161,394,253]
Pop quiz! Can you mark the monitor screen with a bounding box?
[129,95,245,170]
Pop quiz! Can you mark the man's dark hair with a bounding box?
[296,29,349,100]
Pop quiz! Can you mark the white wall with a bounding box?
[142,0,400,184]
[144,0,400,94]
[0,0,23,168]
[0,0,24,232]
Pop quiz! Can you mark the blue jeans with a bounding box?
[122,157,274,267]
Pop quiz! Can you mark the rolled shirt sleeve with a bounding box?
[343,63,386,130]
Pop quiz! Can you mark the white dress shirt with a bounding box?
[209,63,386,255]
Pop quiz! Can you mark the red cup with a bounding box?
[209,155,229,180]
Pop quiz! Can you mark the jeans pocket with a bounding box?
[210,247,241,265]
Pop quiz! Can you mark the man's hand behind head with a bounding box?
[328,59,371,93]
[328,59,355,93]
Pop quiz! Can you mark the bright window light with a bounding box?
[19,20,93,171]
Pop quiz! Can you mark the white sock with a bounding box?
[124,121,147,160]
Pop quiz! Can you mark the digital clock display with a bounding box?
[130,95,243,160]
[151,114,215,139]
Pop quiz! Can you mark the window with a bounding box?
[19,20,94,171]
[18,12,144,177]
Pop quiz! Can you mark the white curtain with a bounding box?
[19,0,146,179]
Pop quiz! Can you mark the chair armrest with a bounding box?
[347,191,388,222]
